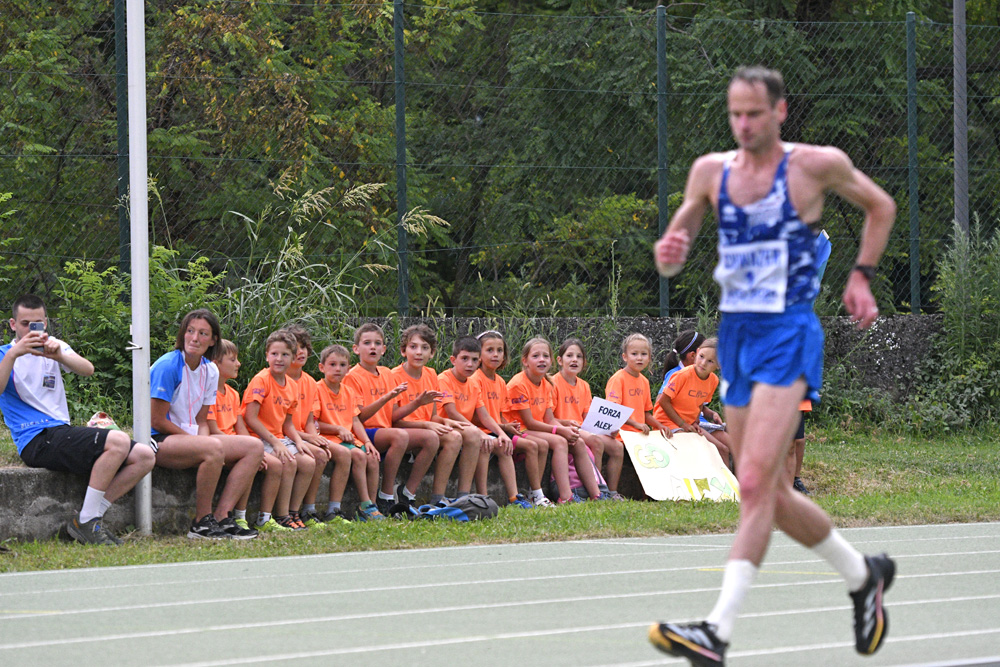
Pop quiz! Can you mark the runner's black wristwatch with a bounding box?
[852,265,876,281]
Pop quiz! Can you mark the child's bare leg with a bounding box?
[474,448,490,495]
[253,452,282,514]
[497,452,519,499]
[428,430,461,498]
[373,428,409,496]
[593,433,624,491]
[706,431,731,464]
[288,450,316,513]
[273,454,297,517]
[514,435,541,490]
[345,447,367,502]
[214,435,264,519]
[327,444,353,504]
[571,439,602,498]
[301,443,330,510]
[403,429,441,497]
[455,426,482,495]
[365,454,380,504]
[532,431,569,500]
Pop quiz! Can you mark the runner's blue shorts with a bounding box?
[717,302,823,408]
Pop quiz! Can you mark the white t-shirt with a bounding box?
[0,337,74,453]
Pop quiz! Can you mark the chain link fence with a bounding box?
[3,2,1000,320]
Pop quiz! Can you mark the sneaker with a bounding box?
[532,495,556,508]
[275,515,306,531]
[355,503,386,521]
[218,516,258,540]
[300,509,330,529]
[648,621,727,667]
[434,496,455,509]
[66,515,119,546]
[375,495,394,516]
[597,490,614,501]
[322,508,353,523]
[557,494,583,505]
[255,517,293,533]
[187,514,231,540]
[793,477,811,496]
[851,553,896,655]
[233,516,252,531]
[508,494,533,509]
[609,491,627,501]
[395,483,415,507]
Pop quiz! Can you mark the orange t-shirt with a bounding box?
[799,399,813,412]
[207,384,241,436]
[289,372,321,432]
[471,369,509,434]
[343,364,398,429]
[391,364,441,423]
[652,364,719,429]
[241,368,298,438]
[438,368,485,422]
[504,371,554,430]
[316,380,360,444]
[551,373,592,423]
[605,368,653,433]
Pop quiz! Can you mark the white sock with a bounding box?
[378,490,394,501]
[399,486,416,501]
[256,512,272,526]
[80,487,106,523]
[329,501,342,511]
[233,509,247,520]
[529,488,545,501]
[705,559,757,642]
[98,498,112,517]
[812,530,869,591]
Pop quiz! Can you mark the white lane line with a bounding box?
[5,538,999,599]
[4,521,998,581]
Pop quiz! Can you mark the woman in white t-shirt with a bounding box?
[150,309,263,539]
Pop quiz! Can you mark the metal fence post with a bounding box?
[656,5,669,317]
[115,0,129,276]
[394,0,409,316]
[954,0,968,235]
[906,12,920,313]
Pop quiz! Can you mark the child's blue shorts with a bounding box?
[717,302,823,408]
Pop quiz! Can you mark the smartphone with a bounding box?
[28,321,46,349]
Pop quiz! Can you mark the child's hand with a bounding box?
[704,408,722,425]
[497,434,514,456]
[639,424,651,435]
[258,458,268,472]
[680,421,698,433]
[479,432,494,452]
[429,422,453,436]
[339,428,355,444]
[444,418,465,431]
[364,442,381,461]
[273,442,293,463]
[659,427,673,440]
[503,422,524,436]
[415,390,442,406]
[388,383,407,398]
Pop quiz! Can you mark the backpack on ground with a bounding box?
[419,494,499,522]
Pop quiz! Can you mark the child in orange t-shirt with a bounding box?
[342,323,428,517]
[653,337,731,464]
[605,333,671,440]
[241,329,311,531]
[208,339,280,536]
[390,324,465,506]
[284,325,342,529]
[506,337,596,506]
[553,338,623,501]
[317,344,385,521]
[439,336,514,500]
[471,331,534,509]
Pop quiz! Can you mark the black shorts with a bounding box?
[793,412,807,441]
[19,425,134,476]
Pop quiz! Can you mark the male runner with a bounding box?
[649,66,896,665]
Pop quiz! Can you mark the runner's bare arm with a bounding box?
[654,155,719,276]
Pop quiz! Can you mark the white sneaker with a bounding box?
[532,496,555,508]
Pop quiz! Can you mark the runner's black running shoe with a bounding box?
[851,553,896,655]
[648,621,727,666]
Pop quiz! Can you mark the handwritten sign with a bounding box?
[581,397,634,436]
[622,431,739,502]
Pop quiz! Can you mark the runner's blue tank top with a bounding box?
[715,144,820,312]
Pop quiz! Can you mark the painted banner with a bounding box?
[622,431,739,502]
[580,397,634,436]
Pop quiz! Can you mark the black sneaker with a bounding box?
[851,553,896,655]
[648,621,727,666]
[67,515,120,546]
[187,514,231,539]
[376,495,393,516]
[219,516,258,540]
[793,476,811,496]
[395,483,414,506]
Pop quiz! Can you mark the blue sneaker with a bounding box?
[355,502,386,521]
[509,494,533,509]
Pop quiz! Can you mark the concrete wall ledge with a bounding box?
[0,457,646,542]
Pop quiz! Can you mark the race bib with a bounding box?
[714,240,788,313]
